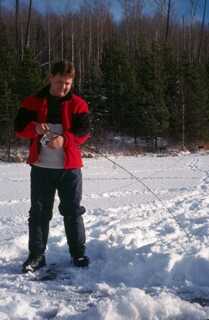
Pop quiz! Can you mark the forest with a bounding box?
[0,0,209,155]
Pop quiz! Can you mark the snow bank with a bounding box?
[0,154,209,319]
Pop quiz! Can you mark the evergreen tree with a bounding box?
[163,45,182,142]
[101,40,138,135]
[81,64,108,140]
[0,80,17,159]
[182,59,209,143]
[135,41,169,148]
[15,48,42,100]
[0,21,18,152]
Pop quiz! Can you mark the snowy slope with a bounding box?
[0,153,209,319]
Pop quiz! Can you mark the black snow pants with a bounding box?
[28,166,86,258]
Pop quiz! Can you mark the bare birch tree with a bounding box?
[165,0,171,41]
[189,0,200,62]
[15,0,20,60]
[197,0,207,62]
[24,0,32,51]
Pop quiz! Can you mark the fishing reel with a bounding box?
[40,131,57,146]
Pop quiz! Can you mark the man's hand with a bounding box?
[35,123,49,135]
[47,135,64,149]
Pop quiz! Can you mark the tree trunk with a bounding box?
[78,48,82,92]
[197,0,207,62]
[189,0,199,63]
[61,15,64,60]
[71,18,74,64]
[15,0,20,60]
[6,125,12,162]
[24,0,32,52]
[48,14,51,72]
[88,15,92,69]
[0,0,2,20]
[165,0,171,42]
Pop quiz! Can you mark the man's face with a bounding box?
[49,73,73,97]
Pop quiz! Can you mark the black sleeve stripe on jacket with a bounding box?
[14,108,37,132]
[71,112,90,136]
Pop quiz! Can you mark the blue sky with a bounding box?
[2,0,209,23]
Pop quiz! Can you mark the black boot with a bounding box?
[72,256,90,268]
[22,254,46,273]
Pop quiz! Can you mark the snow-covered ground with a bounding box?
[0,152,209,319]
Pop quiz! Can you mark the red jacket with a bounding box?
[15,90,90,169]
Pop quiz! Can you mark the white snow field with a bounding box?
[0,152,209,319]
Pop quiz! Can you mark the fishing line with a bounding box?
[12,128,204,253]
[85,146,196,253]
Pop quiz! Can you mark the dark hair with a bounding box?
[51,60,75,78]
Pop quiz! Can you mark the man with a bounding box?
[14,61,90,272]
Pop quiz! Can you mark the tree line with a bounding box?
[0,0,209,156]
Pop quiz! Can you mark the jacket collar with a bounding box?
[36,85,73,101]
